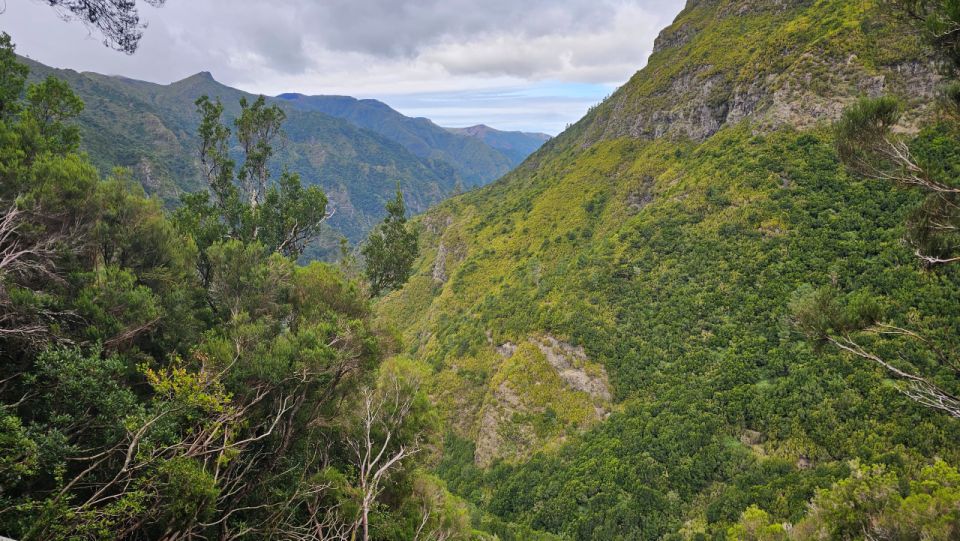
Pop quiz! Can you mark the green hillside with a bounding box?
[446,124,552,168]
[276,94,549,186]
[21,60,467,255]
[378,0,960,538]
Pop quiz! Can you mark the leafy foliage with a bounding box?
[176,94,329,262]
[0,37,470,540]
[363,188,419,297]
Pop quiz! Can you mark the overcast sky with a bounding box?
[3,0,684,134]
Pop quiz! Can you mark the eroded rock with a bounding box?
[533,335,612,403]
[432,241,448,283]
[475,334,613,466]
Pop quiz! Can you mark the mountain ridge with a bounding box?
[274,92,550,186]
[19,58,547,258]
[376,0,960,537]
[447,124,552,165]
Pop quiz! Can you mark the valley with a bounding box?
[3,0,960,539]
[21,57,549,258]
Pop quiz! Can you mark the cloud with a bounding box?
[1,0,684,133]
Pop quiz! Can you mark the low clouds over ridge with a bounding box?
[4,0,683,133]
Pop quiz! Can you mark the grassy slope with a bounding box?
[378,0,960,538]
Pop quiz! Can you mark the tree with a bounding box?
[726,506,787,541]
[362,188,418,297]
[235,96,285,210]
[0,31,452,541]
[176,95,329,262]
[897,0,960,71]
[42,0,167,54]
[792,460,960,540]
[835,96,960,265]
[343,358,436,541]
[20,76,85,157]
[791,285,960,418]
[809,0,960,419]
[0,33,28,120]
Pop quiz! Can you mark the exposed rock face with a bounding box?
[424,214,454,236]
[432,241,448,283]
[652,21,697,54]
[425,213,469,286]
[601,60,938,144]
[626,175,655,215]
[495,341,517,358]
[534,336,612,404]
[572,1,940,149]
[740,429,766,446]
[474,335,612,467]
[474,381,530,468]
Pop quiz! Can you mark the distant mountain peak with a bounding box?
[456,124,493,136]
[173,71,218,86]
[449,124,551,140]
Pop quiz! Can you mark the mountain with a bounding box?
[446,124,551,166]
[377,0,960,538]
[20,59,544,258]
[275,93,548,185]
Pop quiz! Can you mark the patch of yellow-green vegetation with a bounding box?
[475,342,601,466]
[429,349,501,437]
[392,109,952,538]
[493,343,600,426]
[381,0,960,538]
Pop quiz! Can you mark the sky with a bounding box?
[2,0,684,135]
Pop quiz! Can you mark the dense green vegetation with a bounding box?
[377,0,960,538]
[20,59,547,259]
[8,0,960,538]
[0,36,475,540]
[276,95,549,186]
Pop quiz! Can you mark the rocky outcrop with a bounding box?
[432,241,448,283]
[424,214,453,236]
[533,336,612,404]
[571,1,940,149]
[495,341,517,358]
[652,21,697,54]
[625,174,656,215]
[474,381,531,468]
[473,335,612,467]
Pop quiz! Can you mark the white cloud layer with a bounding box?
[2,0,684,133]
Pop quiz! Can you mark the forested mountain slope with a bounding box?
[21,59,448,249]
[20,59,543,256]
[378,0,960,538]
[446,124,551,167]
[0,36,482,539]
[276,94,549,185]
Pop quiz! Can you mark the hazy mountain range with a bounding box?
[21,57,549,256]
